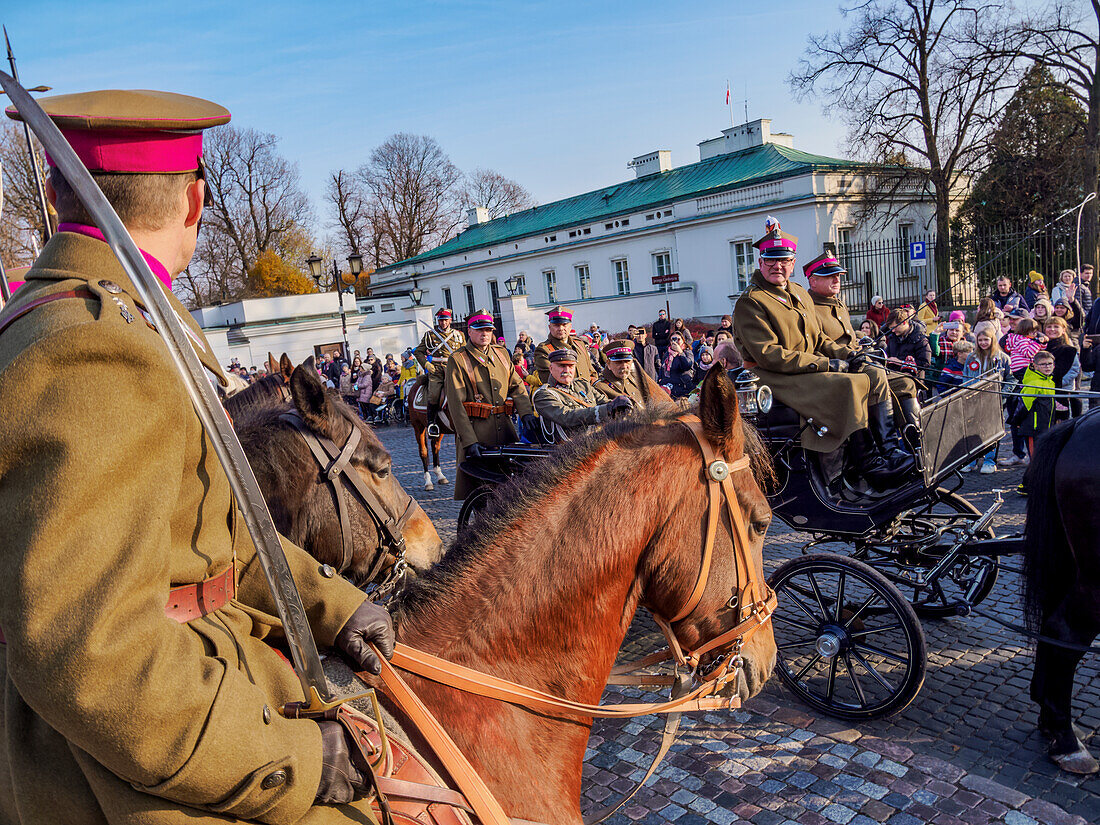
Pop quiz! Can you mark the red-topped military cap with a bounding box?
[435,307,453,319]
[546,305,573,324]
[602,339,634,361]
[5,89,230,173]
[753,216,798,259]
[803,250,846,279]
[466,309,495,329]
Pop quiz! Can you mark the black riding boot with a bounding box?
[426,402,441,437]
[845,428,905,492]
[870,401,916,476]
[899,397,922,450]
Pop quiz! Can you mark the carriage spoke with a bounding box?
[842,592,880,629]
[806,572,830,619]
[773,613,820,632]
[843,652,868,707]
[848,621,903,638]
[793,653,823,681]
[777,638,817,651]
[784,587,827,624]
[849,648,896,691]
[833,572,847,624]
[825,655,839,702]
[852,639,909,664]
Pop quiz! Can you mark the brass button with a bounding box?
[261,770,286,790]
[97,280,122,294]
[262,705,271,724]
[320,564,335,578]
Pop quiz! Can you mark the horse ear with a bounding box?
[698,367,745,458]
[280,353,294,382]
[290,363,337,439]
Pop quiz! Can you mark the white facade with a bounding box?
[193,119,937,369]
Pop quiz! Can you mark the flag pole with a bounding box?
[727,79,734,128]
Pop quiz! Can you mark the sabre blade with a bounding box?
[0,69,340,710]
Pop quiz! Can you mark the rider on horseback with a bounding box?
[414,307,465,437]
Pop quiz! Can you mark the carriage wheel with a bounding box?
[457,485,494,530]
[768,553,927,721]
[855,488,999,619]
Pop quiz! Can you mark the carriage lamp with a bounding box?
[734,370,773,417]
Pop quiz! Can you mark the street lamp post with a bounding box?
[307,252,363,362]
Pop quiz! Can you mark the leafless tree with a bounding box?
[181,125,314,307]
[459,168,537,219]
[0,123,51,268]
[790,0,1027,285]
[357,133,463,266]
[325,169,371,259]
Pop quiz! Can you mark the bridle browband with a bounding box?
[279,410,416,587]
[362,413,778,825]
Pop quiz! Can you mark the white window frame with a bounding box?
[898,223,913,279]
[464,283,476,314]
[442,287,453,311]
[488,279,501,315]
[729,239,753,294]
[652,250,673,293]
[613,258,630,296]
[575,264,591,299]
[544,269,557,303]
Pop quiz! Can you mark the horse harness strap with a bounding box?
[279,412,414,580]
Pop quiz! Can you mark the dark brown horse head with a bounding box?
[232,362,443,585]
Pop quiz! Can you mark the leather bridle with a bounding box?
[365,413,778,825]
[279,411,416,587]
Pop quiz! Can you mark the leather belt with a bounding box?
[0,565,237,645]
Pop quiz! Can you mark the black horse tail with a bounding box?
[1022,419,1078,637]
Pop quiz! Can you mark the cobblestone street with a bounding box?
[371,420,1098,825]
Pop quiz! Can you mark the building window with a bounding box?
[837,227,854,279]
[653,251,673,293]
[464,283,476,314]
[381,302,395,312]
[576,264,591,299]
[730,240,753,294]
[363,305,375,314]
[442,287,453,311]
[513,274,526,295]
[898,223,913,278]
[544,270,557,303]
[488,279,501,315]
[613,259,630,296]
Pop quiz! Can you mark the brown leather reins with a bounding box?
[366,414,778,824]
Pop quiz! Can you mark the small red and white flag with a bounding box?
[726,82,730,105]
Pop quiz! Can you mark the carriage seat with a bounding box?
[754,399,804,442]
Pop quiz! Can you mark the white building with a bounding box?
[194,118,936,368]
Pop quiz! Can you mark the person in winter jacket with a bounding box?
[1014,350,1057,494]
[885,308,932,380]
[1023,270,1048,310]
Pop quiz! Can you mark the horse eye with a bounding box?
[751,518,771,535]
[376,466,390,479]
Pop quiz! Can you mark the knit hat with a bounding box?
[1028,270,1045,284]
[948,310,966,322]
[871,295,884,305]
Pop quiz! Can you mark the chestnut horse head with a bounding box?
[228,362,444,585]
[392,366,777,821]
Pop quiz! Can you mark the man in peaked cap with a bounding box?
[804,250,921,446]
[593,338,671,409]
[532,347,632,440]
[445,308,535,499]
[0,90,395,823]
[533,304,598,385]
[413,305,465,437]
[733,218,914,492]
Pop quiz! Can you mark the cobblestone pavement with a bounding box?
[371,420,1099,824]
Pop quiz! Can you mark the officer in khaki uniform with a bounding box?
[532,305,597,384]
[532,348,632,440]
[804,251,922,432]
[0,90,393,824]
[413,307,465,436]
[733,218,913,490]
[593,339,671,409]
[446,308,535,499]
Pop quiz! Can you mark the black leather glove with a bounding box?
[847,352,868,372]
[465,442,483,460]
[521,414,539,434]
[334,600,394,676]
[608,395,634,417]
[828,359,848,373]
[316,720,368,804]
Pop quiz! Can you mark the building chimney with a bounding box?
[698,118,794,161]
[467,206,490,227]
[627,150,672,179]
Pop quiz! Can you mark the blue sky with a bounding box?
[4,1,853,219]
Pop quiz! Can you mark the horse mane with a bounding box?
[393,405,774,622]
[224,373,290,420]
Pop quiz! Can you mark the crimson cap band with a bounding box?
[6,89,231,173]
[546,305,573,324]
[467,309,495,329]
[603,340,634,361]
[435,308,453,319]
[752,215,798,259]
[803,251,846,279]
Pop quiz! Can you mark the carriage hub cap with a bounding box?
[708,460,729,482]
[815,631,843,659]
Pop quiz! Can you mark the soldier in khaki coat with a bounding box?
[593,339,672,409]
[532,348,632,440]
[413,306,465,436]
[0,90,394,824]
[733,218,913,490]
[532,305,597,384]
[445,308,535,499]
[804,251,922,434]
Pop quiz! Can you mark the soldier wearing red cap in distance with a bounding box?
[593,338,671,409]
[533,305,598,385]
[0,89,394,822]
[413,306,465,437]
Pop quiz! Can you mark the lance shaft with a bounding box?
[4,28,52,243]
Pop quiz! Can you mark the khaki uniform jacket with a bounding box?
[413,326,465,377]
[532,378,611,437]
[812,293,920,402]
[593,364,671,409]
[445,342,533,499]
[734,271,868,452]
[0,233,372,825]
[533,335,597,385]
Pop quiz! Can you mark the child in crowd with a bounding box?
[939,339,972,390]
[964,322,1013,473]
[1001,318,1046,465]
[1012,350,1057,494]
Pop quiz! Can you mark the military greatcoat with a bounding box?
[445,341,533,499]
[532,377,612,438]
[811,293,920,402]
[413,325,465,405]
[734,271,868,452]
[0,232,376,824]
[533,335,597,385]
[593,364,671,409]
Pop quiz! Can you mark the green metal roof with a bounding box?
[381,143,867,271]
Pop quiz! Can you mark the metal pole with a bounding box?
[4,28,51,243]
[335,259,349,362]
